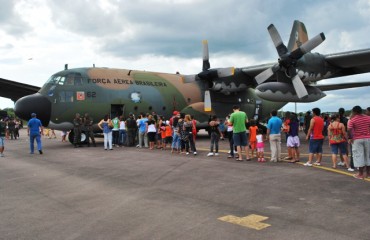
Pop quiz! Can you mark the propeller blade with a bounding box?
[300,32,325,53]
[202,40,210,71]
[216,67,235,78]
[290,32,326,59]
[204,90,212,112]
[291,74,308,99]
[255,64,280,84]
[267,24,288,57]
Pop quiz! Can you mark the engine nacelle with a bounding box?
[255,82,326,102]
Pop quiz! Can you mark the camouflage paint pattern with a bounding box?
[37,66,285,131]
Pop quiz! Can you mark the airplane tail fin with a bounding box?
[287,20,309,52]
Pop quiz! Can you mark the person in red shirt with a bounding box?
[347,106,370,179]
[304,108,324,167]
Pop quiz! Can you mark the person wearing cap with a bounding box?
[27,113,44,154]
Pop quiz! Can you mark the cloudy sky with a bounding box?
[1,0,370,112]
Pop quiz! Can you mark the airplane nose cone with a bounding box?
[15,93,51,127]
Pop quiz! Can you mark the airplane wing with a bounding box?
[315,81,370,92]
[0,78,40,102]
[324,48,370,75]
[242,49,370,80]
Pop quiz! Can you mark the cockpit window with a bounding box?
[57,76,65,85]
[47,73,83,86]
[65,73,83,86]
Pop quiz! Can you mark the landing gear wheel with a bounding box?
[68,130,88,144]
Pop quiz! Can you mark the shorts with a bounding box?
[165,136,172,144]
[309,139,324,154]
[352,138,370,167]
[287,136,300,148]
[330,142,347,155]
[233,132,248,147]
[0,137,4,147]
[147,132,156,142]
[256,142,264,149]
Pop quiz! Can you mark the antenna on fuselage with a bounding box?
[65,64,68,70]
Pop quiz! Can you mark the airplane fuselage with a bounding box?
[15,67,286,133]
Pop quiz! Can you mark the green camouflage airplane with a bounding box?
[1,20,370,143]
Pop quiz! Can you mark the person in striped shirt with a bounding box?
[347,106,370,179]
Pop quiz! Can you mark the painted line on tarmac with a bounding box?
[198,148,370,182]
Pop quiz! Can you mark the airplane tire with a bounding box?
[68,130,88,144]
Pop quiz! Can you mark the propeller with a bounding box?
[184,40,235,111]
[255,24,325,99]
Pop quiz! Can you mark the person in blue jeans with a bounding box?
[27,113,44,154]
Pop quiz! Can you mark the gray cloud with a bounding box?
[0,0,32,36]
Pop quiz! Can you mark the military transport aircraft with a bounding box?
[1,20,370,143]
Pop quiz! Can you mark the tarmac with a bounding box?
[1,129,369,240]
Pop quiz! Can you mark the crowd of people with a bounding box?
[1,106,369,180]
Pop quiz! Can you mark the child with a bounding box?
[61,130,67,142]
[256,128,265,162]
[50,129,57,139]
[164,120,172,150]
[249,119,258,159]
[44,128,51,138]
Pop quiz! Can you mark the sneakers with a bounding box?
[304,162,313,167]
[347,168,355,172]
[337,162,345,167]
[0,153,4,157]
[214,153,219,156]
[227,155,233,158]
[39,150,43,154]
[313,162,321,166]
[207,152,214,157]
[186,152,189,155]
[193,152,197,155]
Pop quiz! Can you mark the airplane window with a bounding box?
[64,73,83,85]
[59,91,74,103]
[59,92,66,102]
[65,75,74,85]
[47,75,59,84]
[58,77,65,85]
[74,75,83,86]
[66,91,74,102]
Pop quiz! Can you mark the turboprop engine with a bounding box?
[255,82,326,102]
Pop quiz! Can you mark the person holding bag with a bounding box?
[328,114,354,171]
